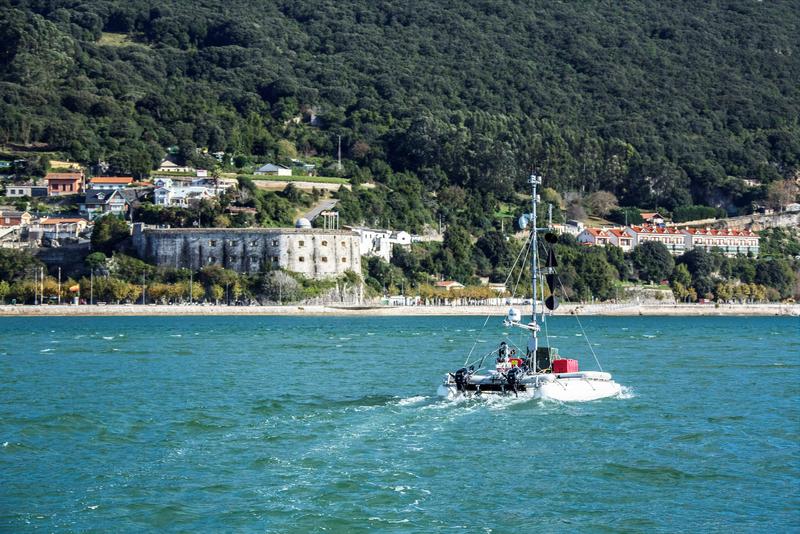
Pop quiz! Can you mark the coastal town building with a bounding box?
[625,225,686,255]
[577,228,611,246]
[154,186,214,207]
[132,224,361,279]
[571,224,760,258]
[435,281,465,291]
[45,171,84,196]
[346,226,413,262]
[682,228,759,257]
[87,176,133,190]
[157,156,194,174]
[0,210,32,227]
[640,212,666,226]
[34,217,89,238]
[81,190,131,219]
[254,163,292,176]
[607,228,634,252]
[5,182,48,198]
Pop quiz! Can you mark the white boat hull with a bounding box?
[438,371,622,402]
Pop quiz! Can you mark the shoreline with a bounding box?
[0,303,797,317]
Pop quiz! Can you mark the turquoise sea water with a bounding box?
[1,315,798,532]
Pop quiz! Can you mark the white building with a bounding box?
[346,227,415,262]
[81,189,130,219]
[154,186,214,207]
[607,228,634,252]
[157,156,194,174]
[5,183,48,198]
[87,176,133,191]
[577,228,611,246]
[625,225,686,255]
[682,228,759,257]
[254,163,292,176]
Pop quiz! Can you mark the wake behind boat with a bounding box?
[438,174,623,402]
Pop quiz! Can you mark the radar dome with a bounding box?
[295,218,312,229]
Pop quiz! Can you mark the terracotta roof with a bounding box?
[640,212,662,219]
[584,228,609,237]
[90,176,133,184]
[45,173,82,180]
[683,228,758,237]
[39,217,88,224]
[435,281,464,288]
[608,229,630,237]
[628,225,682,235]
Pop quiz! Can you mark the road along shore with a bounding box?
[0,303,797,317]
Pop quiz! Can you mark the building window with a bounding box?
[272,256,279,262]
[321,257,328,262]
[341,257,347,263]
[228,240,237,246]
[321,240,328,246]
[210,240,217,246]
[271,239,278,246]
[298,240,305,247]
[209,256,217,263]
[298,256,305,262]
[250,256,258,262]
[341,241,346,247]
[229,255,238,262]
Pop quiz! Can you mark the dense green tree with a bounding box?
[755,259,796,299]
[631,241,674,283]
[90,215,130,255]
[0,248,43,281]
[677,249,715,280]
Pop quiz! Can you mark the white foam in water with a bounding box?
[170,334,182,337]
[102,336,113,340]
[40,348,52,353]
[617,386,636,399]
[396,395,427,406]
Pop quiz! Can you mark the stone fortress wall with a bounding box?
[132,224,361,279]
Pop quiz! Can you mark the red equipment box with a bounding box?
[552,359,579,373]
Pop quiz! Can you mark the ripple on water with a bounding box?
[0,315,797,532]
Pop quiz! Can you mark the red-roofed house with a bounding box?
[88,176,133,191]
[625,225,686,255]
[0,210,32,227]
[682,228,759,257]
[45,171,84,196]
[35,217,89,238]
[577,228,611,246]
[640,212,666,225]
[607,228,634,252]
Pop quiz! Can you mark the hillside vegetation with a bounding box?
[2,1,798,212]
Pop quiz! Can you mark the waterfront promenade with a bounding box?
[1,302,797,317]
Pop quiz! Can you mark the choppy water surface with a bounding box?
[1,315,798,532]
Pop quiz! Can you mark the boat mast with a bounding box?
[529,173,541,324]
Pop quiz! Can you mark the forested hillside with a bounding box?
[2,0,798,219]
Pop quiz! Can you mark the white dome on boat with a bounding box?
[507,307,522,323]
[295,218,312,229]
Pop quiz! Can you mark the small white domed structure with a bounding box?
[295,218,312,229]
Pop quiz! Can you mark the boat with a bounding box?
[438,174,623,402]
